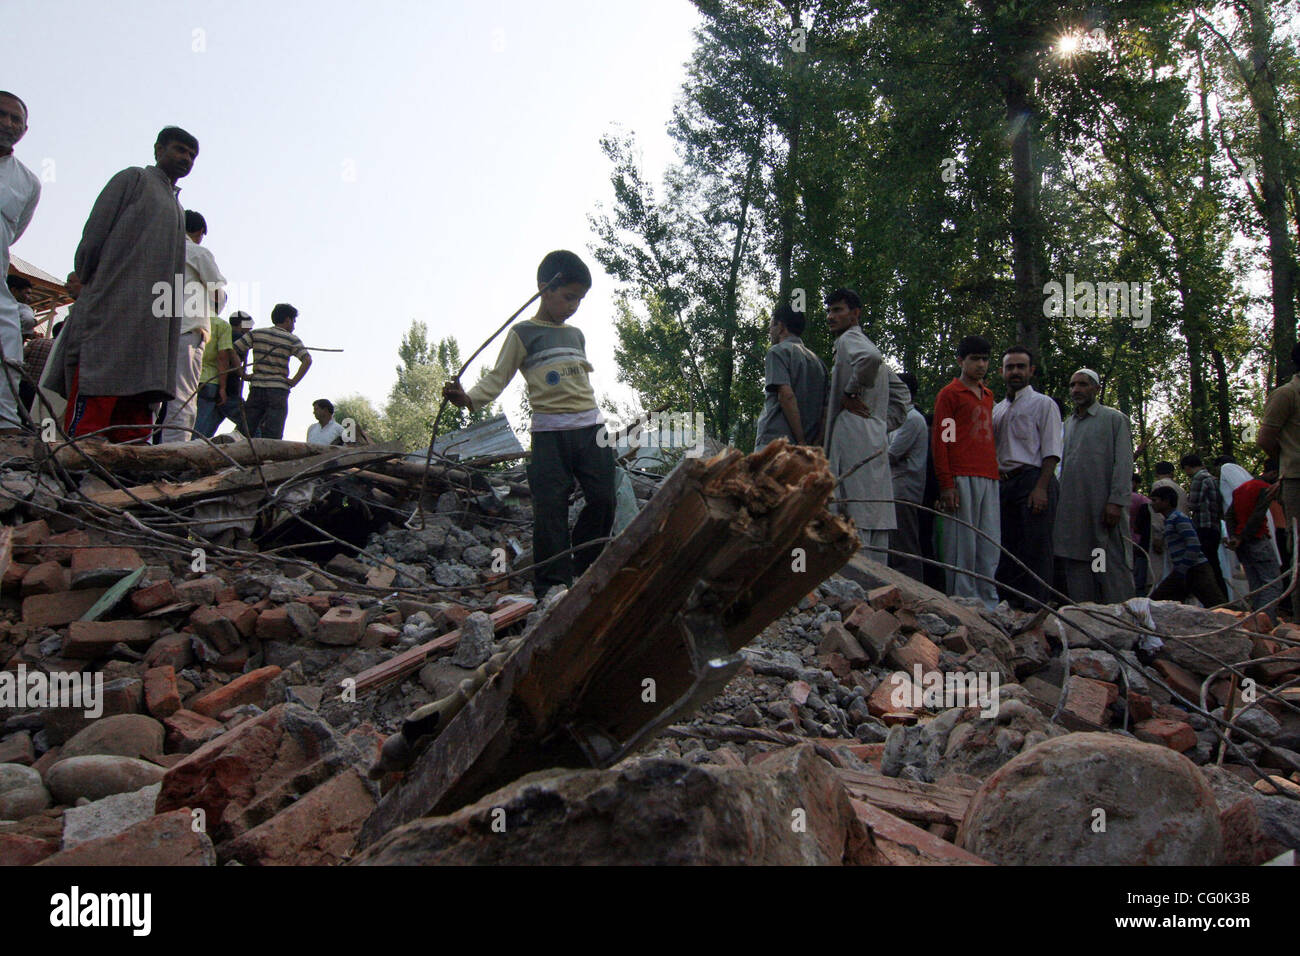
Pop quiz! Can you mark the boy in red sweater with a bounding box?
[931,335,1001,607]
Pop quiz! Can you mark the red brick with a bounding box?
[846,606,901,663]
[942,624,971,653]
[1127,692,1154,722]
[1062,675,1112,726]
[221,768,376,866]
[1220,797,1291,865]
[164,709,226,753]
[189,665,282,718]
[1153,658,1203,702]
[255,606,295,641]
[0,833,59,866]
[189,605,241,653]
[144,633,193,670]
[439,603,472,627]
[144,665,181,718]
[360,622,400,649]
[174,575,224,606]
[867,584,902,611]
[786,680,812,706]
[2,560,31,593]
[869,671,918,717]
[1259,646,1300,682]
[1133,718,1196,752]
[19,560,69,596]
[10,519,50,559]
[130,579,177,614]
[43,529,91,564]
[215,586,238,604]
[317,606,366,646]
[69,547,143,588]
[299,593,331,614]
[215,647,250,673]
[62,620,158,659]
[820,651,853,682]
[21,588,106,627]
[886,632,942,674]
[818,622,868,664]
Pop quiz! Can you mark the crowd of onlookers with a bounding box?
[0,93,346,448]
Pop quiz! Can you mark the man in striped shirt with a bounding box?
[233,303,311,439]
[1148,485,1226,607]
[1181,452,1229,599]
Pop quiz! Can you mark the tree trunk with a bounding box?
[1245,0,1298,384]
[1210,346,1234,457]
[774,1,804,304]
[720,144,762,442]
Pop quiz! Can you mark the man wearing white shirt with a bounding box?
[992,345,1062,609]
[160,209,225,442]
[0,92,41,434]
[306,399,345,446]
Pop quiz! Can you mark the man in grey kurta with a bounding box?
[1053,368,1135,604]
[55,127,196,440]
[0,92,41,433]
[754,303,827,449]
[822,288,911,561]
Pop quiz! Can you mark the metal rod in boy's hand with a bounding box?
[412,272,565,528]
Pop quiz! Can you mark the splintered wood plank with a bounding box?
[849,799,990,866]
[350,600,535,694]
[836,767,976,828]
[355,441,858,849]
[85,444,404,509]
[51,437,354,473]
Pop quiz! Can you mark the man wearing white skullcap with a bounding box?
[1054,368,1136,603]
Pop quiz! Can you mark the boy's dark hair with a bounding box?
[957,335,992,359]
[897,371,919,400]
[1213,454,1236,468]
[537,250,591,291]
[1155,460,1175,476]
[773,303,806,336]
[1180,453,1202,468]
[1265,458,1280,473]
[270,303,298,325]
[314,399,334,415]
[824,287,860,311]
[1002,344,1034,365]
[229,310,252,327]
[184,210,207,235]
[1151,486,1179,508]
[156,126,199,152]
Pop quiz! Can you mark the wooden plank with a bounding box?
[350,600,535,695]
[849,799,990,866]
[50,437,356,473]
[85,445,404,509]
[836,767,976,828]
[356,441,858,849]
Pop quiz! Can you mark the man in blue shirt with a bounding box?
[1149,486,1227,608]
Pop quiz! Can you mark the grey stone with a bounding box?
[433,563,477,588]
[1068,649,1121,683]
[1212,704,1283,741]
[61,783,162,848]
[436,491,460,514]
[958,732,1222,864]
[916,613,951,637]
[0,763,51,819]
[46,755,166,805]
[461,544,494,569]
[450,611,495,669]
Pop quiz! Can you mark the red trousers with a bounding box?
[64,367,154,443]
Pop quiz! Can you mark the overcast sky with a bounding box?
[9,0,700,442]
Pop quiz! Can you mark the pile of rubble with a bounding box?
[0,435,1297,866]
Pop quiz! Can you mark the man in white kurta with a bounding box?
[0,92,41,432]
[822,288,910,560]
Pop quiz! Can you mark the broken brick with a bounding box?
[130,579,177,615]
[144,633,194,670]
[70,547,144,589]
[1152,658,1203,703]
[817,622,868,664]
[144,665,182,718]
[21,588,107,627]
[164,709,226,753]
[867,584,902,610]
[1133,718,1196,752]
[189,605,242,653]
[43,530,91,564]
[62,620,158,659]
[846,607,901,664]
[10,519,50,559]
[19,560,69,597]
[886,632,941,674]
[1062,676,1111,726]
[189,665,282,718]
[2,560,30,593]
[361,622,401,649]
[317,606,366,646]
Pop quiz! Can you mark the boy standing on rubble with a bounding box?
[443,250,615,596]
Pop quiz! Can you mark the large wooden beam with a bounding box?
[355,440,858,849]
[50,437,358,473]
[84,445,404,509]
